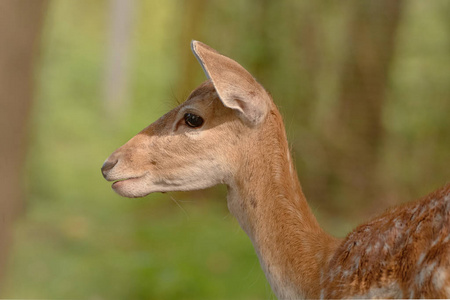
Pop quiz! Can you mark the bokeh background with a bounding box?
[1,0,449,298]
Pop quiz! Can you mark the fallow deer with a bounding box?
[101,41,450,299]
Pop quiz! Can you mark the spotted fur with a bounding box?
[322,185,450,298]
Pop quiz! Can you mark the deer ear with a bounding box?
[191,41,270,126]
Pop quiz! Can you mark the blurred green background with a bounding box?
[1,0,449,298]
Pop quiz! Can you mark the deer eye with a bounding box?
[184,113,204,128]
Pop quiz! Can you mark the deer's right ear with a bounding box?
[191,41,270,126]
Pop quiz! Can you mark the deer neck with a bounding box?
[226,110,340,299]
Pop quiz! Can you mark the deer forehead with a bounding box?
[132,93,241,154]
[182,83,232,120]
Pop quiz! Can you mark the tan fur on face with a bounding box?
[103,81,245,197]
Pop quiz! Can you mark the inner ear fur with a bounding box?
[191,40,271,126]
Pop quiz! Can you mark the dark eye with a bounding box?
[184,113,204,128]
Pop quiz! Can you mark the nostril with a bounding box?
[101,159,118,178]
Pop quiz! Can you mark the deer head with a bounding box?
[101,41,273,198]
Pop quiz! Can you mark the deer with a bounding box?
[101,41,450,299]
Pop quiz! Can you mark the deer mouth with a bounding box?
[112,177,136,186]
[109,172,152,197]
[110,173,156,198]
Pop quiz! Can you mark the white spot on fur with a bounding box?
[374,241,380,251]
[329,265,341,281]
[433,212,443,225]
[419,204,427,215]
[351,281,402,299]
[433,267,448,290]
[431,237,440,247]
[395,219,404,229]
[416,261,437,287]
[342,270,351,279]
[429,199,438,209]
[416,222,423,233]
[352,256,360,271]
[417,253,426,266]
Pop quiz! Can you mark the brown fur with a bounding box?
[102,41,450,299]
[323,184,450,298]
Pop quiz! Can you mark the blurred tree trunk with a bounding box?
[250,0,274,82]
[0,0,47,291]
[103,0,135,119]
[327,0,403,215]
[177,0,207,95]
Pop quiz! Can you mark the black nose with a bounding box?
[101,160,118,179]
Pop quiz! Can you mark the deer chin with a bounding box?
[111,175,152,198]
[111,173,179,198]
[112,171,223,198]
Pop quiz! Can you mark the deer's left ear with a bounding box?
[191,41,271,126]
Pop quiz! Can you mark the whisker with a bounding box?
[169,194,190,219]
[222,213,231,220]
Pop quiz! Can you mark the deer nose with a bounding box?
[101,159,118,179]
